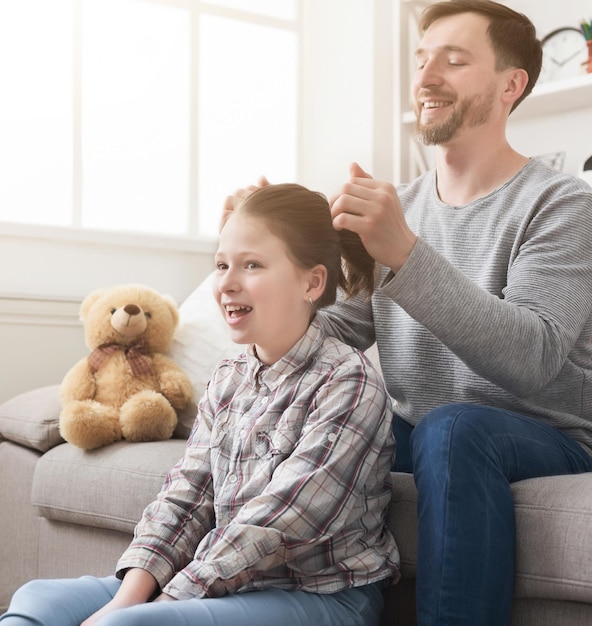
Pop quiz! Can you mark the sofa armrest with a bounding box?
[0,385,64,452]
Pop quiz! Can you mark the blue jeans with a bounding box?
[392,403,592,626]
[0,575,385,626]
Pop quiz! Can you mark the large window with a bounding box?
[0,0,299,238]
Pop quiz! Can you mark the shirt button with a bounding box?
[261,396,269,405]
[327,433,337,442]
[239,429,247,439]
[228,474,238,484]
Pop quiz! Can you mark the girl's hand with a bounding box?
[81,569,158,625]
[80,598,136,626]
[80,591,175,624]
[153,592,176,602]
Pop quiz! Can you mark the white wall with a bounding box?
[299,0,375,193]
[508,0,589,39]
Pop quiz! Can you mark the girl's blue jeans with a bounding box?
[0,577,385,626]
[392,403,592,626]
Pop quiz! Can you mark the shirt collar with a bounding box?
[245,319,325,391]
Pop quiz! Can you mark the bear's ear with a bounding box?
[79,289,107,320]
[161,295,180,328]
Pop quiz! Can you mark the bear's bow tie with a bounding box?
[87,340,154,377]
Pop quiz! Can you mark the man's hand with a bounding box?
[220,175,270,232]
[330,163,417,273]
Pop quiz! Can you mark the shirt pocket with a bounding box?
[253,419,301,467]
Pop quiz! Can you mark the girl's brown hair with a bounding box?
[234,183,375,311]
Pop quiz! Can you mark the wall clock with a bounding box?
[539,26,588,83]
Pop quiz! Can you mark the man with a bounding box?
[325,0,592,624]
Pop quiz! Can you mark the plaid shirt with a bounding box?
[116,320,400,600]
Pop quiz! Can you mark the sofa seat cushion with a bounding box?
[386,472,592,604]
[32,439,187,534]
[387,472,417,578]
[513,473,592,604]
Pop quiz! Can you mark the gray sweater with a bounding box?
[320,159,592,453]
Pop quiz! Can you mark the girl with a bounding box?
[1,183,399,626]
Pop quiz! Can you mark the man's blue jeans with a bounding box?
[392,403,592,626]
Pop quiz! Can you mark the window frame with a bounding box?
[0,0,302,246]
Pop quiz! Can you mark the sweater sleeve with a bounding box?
[384,182,592,397]
[317,289,377,353]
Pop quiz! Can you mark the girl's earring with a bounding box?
[309,297,314,307]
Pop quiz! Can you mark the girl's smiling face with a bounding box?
[214,211,324,365]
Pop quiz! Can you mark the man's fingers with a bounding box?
[330,192,372,225]
[229,178,270,206]
[331,205,367,237]
[329,164,376,207]
[238,184,260,197]
[350,162,373,179]
[220,178,271,232]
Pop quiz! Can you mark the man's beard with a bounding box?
[414,85,495,145]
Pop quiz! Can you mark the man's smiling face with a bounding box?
[412,12,501,146]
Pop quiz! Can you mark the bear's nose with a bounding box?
[124,304,141,316]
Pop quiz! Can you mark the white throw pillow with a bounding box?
[168,271,244,436]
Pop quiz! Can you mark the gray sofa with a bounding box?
[2,384,592,624]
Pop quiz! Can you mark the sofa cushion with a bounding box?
[0,385,63,452]
[168,271,244,438]
[387,472,417,577]
[0,383,194,450]
[32,439,187,533]
[386,471,592,605]
[513,473,592,604]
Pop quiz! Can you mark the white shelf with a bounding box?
[510,73,592,121]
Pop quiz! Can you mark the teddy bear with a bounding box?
[59,284,195,450]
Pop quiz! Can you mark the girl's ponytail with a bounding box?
[337,228,375,300]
